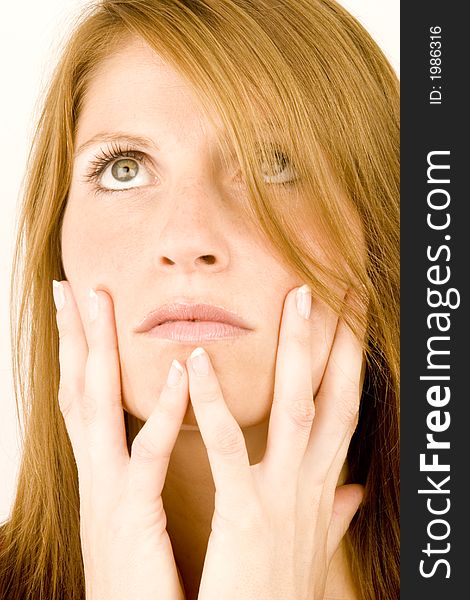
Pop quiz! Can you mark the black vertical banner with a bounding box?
[401,2,468,598]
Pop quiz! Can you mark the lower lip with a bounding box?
[145,320,251,342]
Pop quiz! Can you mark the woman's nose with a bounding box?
[153,179,231,274]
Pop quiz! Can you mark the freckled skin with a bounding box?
[61,38,306,428]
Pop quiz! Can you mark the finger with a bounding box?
[53,280,89,461]
[327,483,364,561]
[186,347,254,510]
[320,366,363,501]
[302,424,355,540]
[127,359,189,502]
[309,292,340,397]
[304,290,364,484]
[262,285,315,485]
[314,289,367,514]
[82,288,129,471]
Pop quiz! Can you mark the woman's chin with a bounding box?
[180,399,270,431]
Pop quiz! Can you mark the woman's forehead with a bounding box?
[81,40,200,118]
[76,40,225,150]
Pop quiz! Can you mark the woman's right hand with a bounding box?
[52,280,188,600]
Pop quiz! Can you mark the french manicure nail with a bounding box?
[190,347,210,376]
[52,280,65,311]
[88,288,99,322]
[167,359,184,387]
[296,284,312,320]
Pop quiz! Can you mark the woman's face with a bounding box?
[61,38,313,428]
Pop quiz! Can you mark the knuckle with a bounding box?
[80,392,98,426]
[289,396,315,429]
[292,328,311,351]
[154,395,179,421]
[107,391,124,410]
[131,433,169,463]
[336,389,360,427]
[57,321,74,342]
[208,424,245,457]
[57,384,76,419]
[197,390,220,404]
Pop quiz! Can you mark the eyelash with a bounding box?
[83,141,149,196]
[83,141,297,196]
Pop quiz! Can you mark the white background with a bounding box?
[0,0,399,521]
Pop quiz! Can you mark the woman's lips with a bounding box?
[134,301,254,342]
[145,320,251,342]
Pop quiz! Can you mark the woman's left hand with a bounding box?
[185,285,365,600]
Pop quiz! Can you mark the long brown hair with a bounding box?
[0,1,399,598]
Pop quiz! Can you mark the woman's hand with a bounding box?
[53,280,188,600]
[185,285,365,600]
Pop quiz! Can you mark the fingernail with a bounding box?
[52,280,65,311]
[296,284,312,320]
[167,359,184,387]
[88,288,99,322]
[190,347,210,376]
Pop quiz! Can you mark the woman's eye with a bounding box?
[98,156,155,191]
[259,149,297,184]
[82,144,156,195]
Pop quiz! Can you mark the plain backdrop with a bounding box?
[0,0,399,522]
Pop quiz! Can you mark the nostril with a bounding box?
[159,254,217,267]
[200,255,216,265]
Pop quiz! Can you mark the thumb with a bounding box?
[327,483,364,561]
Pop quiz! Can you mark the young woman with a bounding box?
[0,1,399,599]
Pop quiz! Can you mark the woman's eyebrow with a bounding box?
[74,132,159,158]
